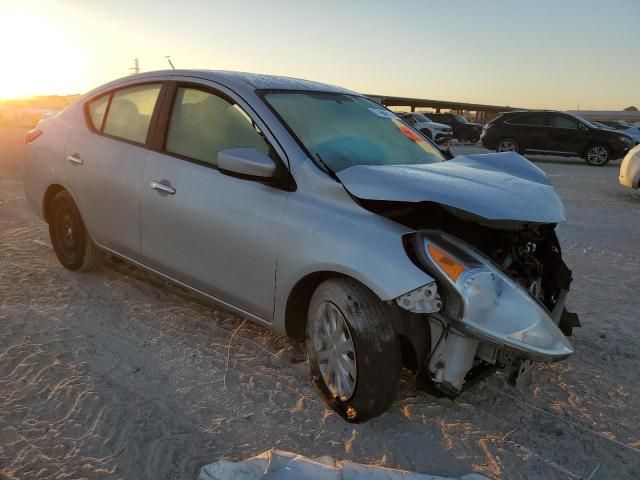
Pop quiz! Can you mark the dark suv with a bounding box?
[429,113,483,143]
[481,110,635,166]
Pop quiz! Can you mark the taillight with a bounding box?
[25,128,42,145]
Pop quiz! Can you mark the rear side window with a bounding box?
[87,94,109,131]
[509,113,547,126]
[165,87,269,167]
[102,84,161,143]
[548,115,578,129]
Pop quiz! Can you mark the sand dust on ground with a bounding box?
[1,129,639,479]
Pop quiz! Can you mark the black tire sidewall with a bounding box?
[306,278,401,422]
[49,192,89,270]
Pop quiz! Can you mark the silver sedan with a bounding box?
[23,70,577,422]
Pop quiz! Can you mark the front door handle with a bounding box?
[150,180,176,195]
[67,154,83,165]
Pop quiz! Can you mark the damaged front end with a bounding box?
[336,152,580,396]
[398,229,577,395]
[390,218,581,396]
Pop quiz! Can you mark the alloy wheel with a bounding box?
[497,140,517,152]
[587,146,609,165]
[310,301,357,401]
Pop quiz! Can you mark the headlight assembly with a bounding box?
[407,230,574,361]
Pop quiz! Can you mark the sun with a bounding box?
[0,7,87,99]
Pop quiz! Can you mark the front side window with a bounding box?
[263,92,444,173]
[102,84,161,143]
[165,87,269,166]
[454,115,469,124]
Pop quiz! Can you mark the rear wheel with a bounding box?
[584,144,610,166]
[306,278,401,422]
[49,191,102,271]
[497,138,519,153]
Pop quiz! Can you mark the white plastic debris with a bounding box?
[199,450,487,480]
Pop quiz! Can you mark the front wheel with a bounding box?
[584,144,611,166]
[49,191,102,271]
[306,278,401,422]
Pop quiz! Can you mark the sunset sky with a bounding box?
[0,0,638,109]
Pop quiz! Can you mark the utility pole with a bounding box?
[129,57,140,75]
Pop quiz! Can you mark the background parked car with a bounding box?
[598,120,632,131]
[620,125,640,145]
[481,110,635,166]
[428,112,483,143]
[396,112,452,144]
[619,144,640,188]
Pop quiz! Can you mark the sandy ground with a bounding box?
[1,127,639,479]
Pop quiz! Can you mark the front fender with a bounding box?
[272,183,434,335]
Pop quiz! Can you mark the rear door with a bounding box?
[64,82,164,258]
[140,82,289,321]
[505,113,549,151]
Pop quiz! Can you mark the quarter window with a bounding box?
[102,84,161,143]
[165,87,269,166]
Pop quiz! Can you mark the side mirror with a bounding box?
[218,148,277,179]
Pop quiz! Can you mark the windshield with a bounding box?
[262,91,444,173]
[571,114,599,129]
[413,113,432,122]
[454,115,469,124]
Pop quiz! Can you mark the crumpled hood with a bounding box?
[336,152,566,224]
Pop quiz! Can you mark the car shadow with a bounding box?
[525,155,621,168]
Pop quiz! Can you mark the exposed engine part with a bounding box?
[500,350,534,388]
[427,317,479,395]
[395,282,442,314]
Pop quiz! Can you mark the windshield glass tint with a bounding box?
[454,115,469,124]
[263,92,444,172]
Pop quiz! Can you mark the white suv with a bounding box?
[398,112,453,144]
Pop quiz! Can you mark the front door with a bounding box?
[140,85,288,321]
[545,114,583,154]
[64,83,163,258]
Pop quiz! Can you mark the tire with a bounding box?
[496,138,519,153]
[306,278,401,423]
[49,191,102,271]
[584,144,611,166]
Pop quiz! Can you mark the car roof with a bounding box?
[90,69,357,97]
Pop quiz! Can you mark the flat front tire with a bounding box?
[49,191,102,271]
[306,278,401,422]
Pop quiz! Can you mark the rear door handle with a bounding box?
[150,180,176,195]
[67,154,83,165]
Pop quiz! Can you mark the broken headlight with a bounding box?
[408,230,574,361]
